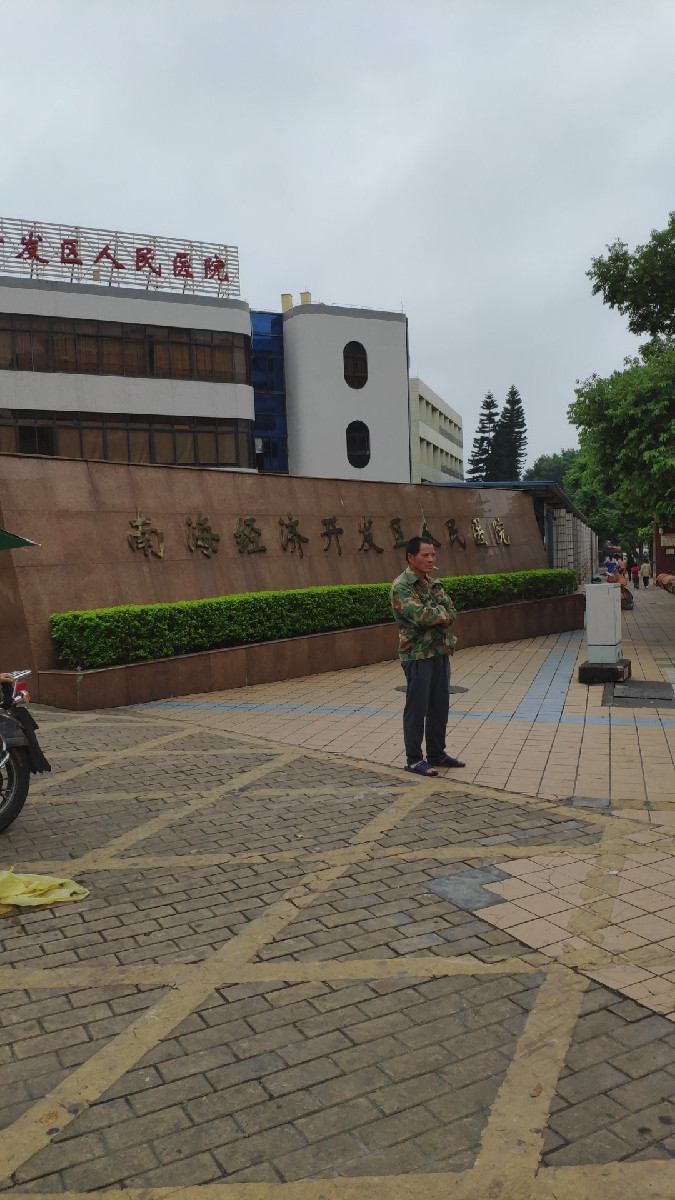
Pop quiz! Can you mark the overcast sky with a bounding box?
[3,0,674,468]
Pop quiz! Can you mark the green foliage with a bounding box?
[484,386,528,481]
[466,391,499,482]
[522,448,580,485]
[573,213,675,538]
[588,213,675,339]
[560,444,647,550]
[441,569,574,611]
[50,570,576,670]
[569,340,675,525]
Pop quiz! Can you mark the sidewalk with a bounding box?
[145,580,675,811]
[2,582,675,1195]
[136,583,675,1023]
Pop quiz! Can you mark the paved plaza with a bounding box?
[2,583,675,1196]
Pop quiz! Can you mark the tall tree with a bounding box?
[466,391,499,481]
[569,340,675,523]
[571,213,675,534]
[588,212,675,339]
[522,448,579,485]
[484,386,527,481]
[563,444,651,552]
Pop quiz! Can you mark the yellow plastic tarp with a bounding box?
[0,867,88,907]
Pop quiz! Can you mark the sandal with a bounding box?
[404,760,438,776]
[430,755,466,769]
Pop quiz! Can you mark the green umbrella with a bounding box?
[0,528,39,550]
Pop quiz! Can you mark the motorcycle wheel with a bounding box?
[0,748,30,833]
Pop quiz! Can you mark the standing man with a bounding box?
[391,535,465,776]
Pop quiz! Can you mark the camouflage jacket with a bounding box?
[390,566,458,661]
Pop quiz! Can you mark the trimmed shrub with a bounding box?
[50,569,576,670]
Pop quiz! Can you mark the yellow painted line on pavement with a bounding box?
[7,1181,468,1200]
[30,712,102,732]
[236,954,544,982]
[242,784,407,799]
[44,747,266,760]
[467,966,587,1197]
[0,952,543,995]
[12,1157,675,1200]
[540,1160,675,1198]
[377,834,675,862]
[0,963,185,990]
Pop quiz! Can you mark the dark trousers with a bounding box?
[402,655,450,765]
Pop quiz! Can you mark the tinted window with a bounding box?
[343,341,368,389]
[346,420,370,468]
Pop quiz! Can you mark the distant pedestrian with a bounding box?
[605,556,616,580]
[390,536,465,776]
[641,560,651,588]
[631,564,640,590]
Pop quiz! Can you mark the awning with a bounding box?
[0,528,39,550]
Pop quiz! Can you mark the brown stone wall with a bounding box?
[0,455,547,681]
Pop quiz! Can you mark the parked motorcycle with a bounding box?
[0,671,51,833]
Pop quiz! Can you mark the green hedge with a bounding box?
[50,569,576,670]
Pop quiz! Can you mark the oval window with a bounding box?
[343,341,368,389]
[346,420,370,468]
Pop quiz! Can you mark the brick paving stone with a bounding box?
[13,1134,106,1185]
[125,1151,223,1187]
[565,1034,627,1070]
[273,1132,367,1182]
[153,1116,240,1163]
[548,1093,628,1142]
[338,1141,429,1176]
[212,1123,306,1175]
[235,1091,321,1135]
[371,1071,448,1114]
[607,1071,675,1111]
[614,1014,675,1047]
[607,1102,675,1154]
[414,1111,486,1162]
[101,1104,190,1151]
[6,703,675,1191]
[263,1056,342,1097]
[295,1097,381,1143]
[64,1144,159,1191]
[556,1062,631,1104]
[358,1104,439,1150]
[612,1042,675,1079]
[310,1065,390,1106]
[380,1043,455,1082]
[544,1127,629,1166]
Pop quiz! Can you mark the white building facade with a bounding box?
[409,376,463,483]
[282,302,411,483]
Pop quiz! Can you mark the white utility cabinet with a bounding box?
[586,583,621,664]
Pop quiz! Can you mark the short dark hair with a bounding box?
[405,535,435,561]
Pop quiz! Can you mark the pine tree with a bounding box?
[484,386,528,481]
[466,391,499,481]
